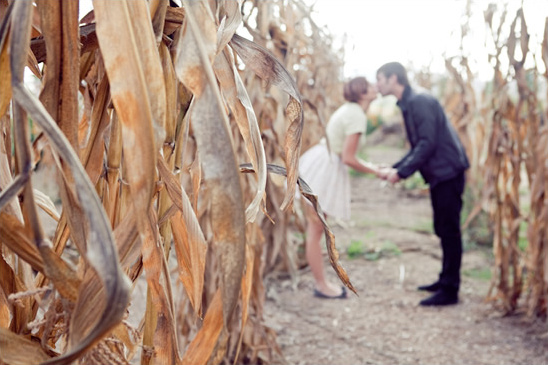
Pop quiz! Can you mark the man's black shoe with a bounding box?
[417,281,441,292]
[419,290,458,306]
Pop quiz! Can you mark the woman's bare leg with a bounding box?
[305,206,343,297]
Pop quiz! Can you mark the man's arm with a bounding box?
[394,98,438,178]
[392,150,412,169]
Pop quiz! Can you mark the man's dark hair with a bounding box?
[377,62,410,87]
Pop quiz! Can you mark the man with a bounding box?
[376,62,470,306]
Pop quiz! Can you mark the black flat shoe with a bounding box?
[313,286,348,299]
[417,281,441,292]
[419,290,458,306]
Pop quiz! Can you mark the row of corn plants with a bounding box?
[0,0,351,364]
[438,1,547,316]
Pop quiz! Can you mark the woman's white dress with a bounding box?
[298,102,367,221]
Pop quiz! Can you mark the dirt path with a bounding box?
[263,145,548,365]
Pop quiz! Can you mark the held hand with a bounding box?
[387,170,401,184]
[376,167,393,180]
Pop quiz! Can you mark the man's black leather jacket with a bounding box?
[393,85,470,188]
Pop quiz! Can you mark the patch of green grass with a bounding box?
[364,250,382,261]
[463,267,492,281]
[364,241,401,261]
[347,232,377,259]
[347,240,366,259]
[381,240,401,255]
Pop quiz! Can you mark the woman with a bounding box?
[299,76,380,299]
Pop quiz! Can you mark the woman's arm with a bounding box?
[341,133,379,175]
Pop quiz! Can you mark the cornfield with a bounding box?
[0,0,348,364]
[0,0,547,365]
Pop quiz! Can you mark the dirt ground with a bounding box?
[263,143,548,365]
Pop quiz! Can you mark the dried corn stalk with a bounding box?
[442,2,548,316]
[478,5,547,315]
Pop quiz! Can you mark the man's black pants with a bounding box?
[430,172,465,293]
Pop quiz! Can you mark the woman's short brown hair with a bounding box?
[343,76,369,103]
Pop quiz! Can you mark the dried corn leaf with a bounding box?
[0,248,32,335]
[0,1,11,43]
[0,285,9,328]
[0,131,21,218]
[80,76,110,185]
[110,321,141,362]
[177,0,246,326]
[159,42,177,157]
[158,157,206,315]
[233,233,256,364]
[38,243,80,302]
[141,208,181,364]
[0,327,50,365]
[0,25,11,117]
[104,111,122,228]
[213,48,267,223]
[0,212,43,273]
[94,0,161,215]
[156,41,178,262]
[164,6,185,36]
[94,2,168,358]
[216,0,242,52]
[150,0,168,42]
[33,188,60,222]
[181,289,223,365]
[230,33,304,212]
[189,149,201,214]
[113,212,140,268]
